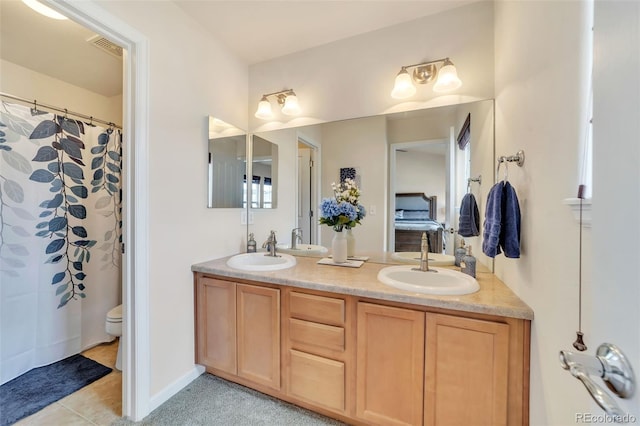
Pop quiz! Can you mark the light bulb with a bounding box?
[433,60,462,93]
[391,68,416,99]
[281,94,301,116]
[254,96,273,120]
[21,0,68,20]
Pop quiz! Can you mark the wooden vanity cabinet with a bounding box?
[195,272,530,425]
[195,276,280,390]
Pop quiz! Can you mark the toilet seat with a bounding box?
[105,304,123,371]
[105,304,123,336]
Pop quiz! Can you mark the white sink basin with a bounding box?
[377,265,479,295]
[391,252,456,266]
[276,243,328,256]
[227,252,297,271]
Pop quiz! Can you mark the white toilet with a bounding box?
[105,304,123,371]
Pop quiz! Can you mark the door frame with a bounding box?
[388,137,453,253]
[297,133,321,245]
[50,0,150,420]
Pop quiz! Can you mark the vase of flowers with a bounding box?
[319,178,366,263]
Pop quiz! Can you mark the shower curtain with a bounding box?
[0,101,122,384]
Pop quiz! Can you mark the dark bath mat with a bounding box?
[0,354,112,425]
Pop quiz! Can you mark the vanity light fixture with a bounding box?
[21,0,68,20]
[254,89,301,119]
[391,57,462,99]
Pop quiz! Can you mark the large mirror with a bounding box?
[247,99,495,270]
[249,135,278,209]
[207,116,247,208]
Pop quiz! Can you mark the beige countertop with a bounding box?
[192,254,534,320]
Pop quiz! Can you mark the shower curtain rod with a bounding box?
[0,92,122,129]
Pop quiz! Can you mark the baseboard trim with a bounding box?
[148,365,205,413]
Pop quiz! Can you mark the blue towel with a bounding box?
[458,193,480,237]
[500,181,521,258]
[482,182,503,257]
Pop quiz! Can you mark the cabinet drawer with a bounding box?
[290,292,345,326]
[288,350,345,412]
[289,318,345,353]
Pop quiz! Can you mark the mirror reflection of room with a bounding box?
[250,135,278,209]
[207,116,247,209]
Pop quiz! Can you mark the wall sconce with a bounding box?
[254,89,301,119]
[391,57,462,99]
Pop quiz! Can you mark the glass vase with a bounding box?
[332,229,348,263]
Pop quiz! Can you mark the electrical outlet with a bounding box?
[241,211,255,225]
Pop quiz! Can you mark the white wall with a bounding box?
[249,128,297,244]
[494,1,597,424]
[92,0,249,399]
[320,115,387,250]
[592,0,640,418]
[1,59,122,125]
[395,151,446,218]
[249,1,494,130]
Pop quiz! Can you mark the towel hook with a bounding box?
[467,175,482,193]
[496,158,510,182]
[496,150,525,182]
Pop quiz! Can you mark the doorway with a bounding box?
[43,0,150,420]
[388,136,454,255]
[1,0,126,411]
[297,137,318,245]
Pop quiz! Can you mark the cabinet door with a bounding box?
[356,302,425,426]
[237,284,281,389]
[425,314,509,426]
[196,276,237,374]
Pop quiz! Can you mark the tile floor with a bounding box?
[16,340,122,425]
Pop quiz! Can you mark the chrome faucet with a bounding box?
[262,230,279,257]
[291,228,303,250]
[412,232,436,273]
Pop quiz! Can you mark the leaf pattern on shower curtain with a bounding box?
[0,101,122,310]
[28,115,97,308]
[0,114,34,278]
[90,129,122,269]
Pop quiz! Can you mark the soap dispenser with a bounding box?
[247,233,257,253]
[460,246,476,278]
[455,239,466,267]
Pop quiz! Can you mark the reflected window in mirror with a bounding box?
[250,135,278,209]
[207,116,247,208]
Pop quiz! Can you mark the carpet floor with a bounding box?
[113,373,346,425]
[0,354,113,426]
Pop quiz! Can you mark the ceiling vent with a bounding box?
[87,34,123,59]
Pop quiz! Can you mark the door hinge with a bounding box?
[309,210,314,218]
[309,159,314,168]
